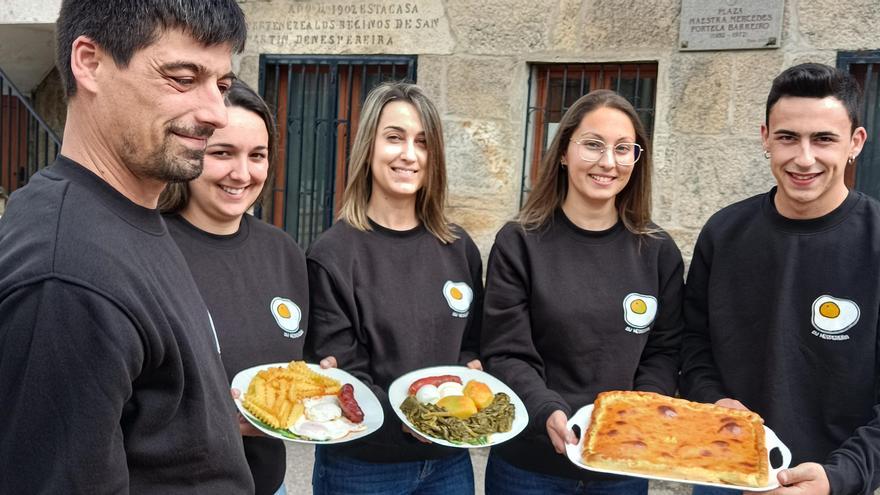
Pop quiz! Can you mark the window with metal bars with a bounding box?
[258,55,417,248]
[838,52,880,201]
[520,62,658,205]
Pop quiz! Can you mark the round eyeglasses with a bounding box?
[570,139,642,166]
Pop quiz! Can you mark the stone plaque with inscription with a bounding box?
[679,0,784,51]
[240,1,452,54]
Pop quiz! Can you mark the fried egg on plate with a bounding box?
[290,395,366,441]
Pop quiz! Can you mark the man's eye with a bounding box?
[173,77,195,87]
[218,82,232,94]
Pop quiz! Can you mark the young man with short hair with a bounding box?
[681,63,877,494]
[0,1,255,492]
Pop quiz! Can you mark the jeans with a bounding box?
[691,485,741,495]
[312,446,474,495]
[484,452,649,495]
[272,483,286,495]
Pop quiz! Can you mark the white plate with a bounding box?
[231,362,384,444]
[388,365,528,448]
[565,404,792,491]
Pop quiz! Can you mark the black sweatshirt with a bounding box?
[165,213,309,495]
[304,219,483,462]
[681,188,880,495]
[481,210,684,481]
[0,156,253,494]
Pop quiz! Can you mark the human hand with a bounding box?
[230,388,264,437]
[714,397,748,411]
[320,356,337,369]
[765,462,829,495]
[546,410,577,454]
[402,424,431,444]
[466,359,482,371]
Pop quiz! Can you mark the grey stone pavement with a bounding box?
[283,443,693,495]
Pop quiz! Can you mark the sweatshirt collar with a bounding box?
[367,217,427,239]
[763,186,860,234]
[49,155,166,236]
[555,208,624,243]
[165,213,250,248]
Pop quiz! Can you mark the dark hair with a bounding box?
[159,79,278,213]
[519,89,656,235]
[766,63,863,132]
[56,0,247,97]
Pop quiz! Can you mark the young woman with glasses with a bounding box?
[480,89,684,494]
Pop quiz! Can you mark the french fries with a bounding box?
[242,361,341,429]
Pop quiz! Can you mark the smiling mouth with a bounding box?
[788,171,822,181]
[220,185,246,196]
[589,174,615,184]
[392,167,418,175]
[173,133,208,148]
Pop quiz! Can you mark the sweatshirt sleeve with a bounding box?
[304,259,387,404]
[680,229,728,404]
[822,404,880,493]
[481,227,570,432]
[458,236,484,365]
[0,279,141,494]
[633,236,684,396]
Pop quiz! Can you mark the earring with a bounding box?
[847,156,855,165]
[763,150,771,159]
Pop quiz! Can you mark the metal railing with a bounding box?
[0,66,61,196]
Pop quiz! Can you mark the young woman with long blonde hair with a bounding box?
[305,81,483,495]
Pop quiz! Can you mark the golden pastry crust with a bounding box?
[582,391,769,487]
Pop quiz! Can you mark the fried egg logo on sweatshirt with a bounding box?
[622,293,658,334]
[443,281,473,318]
[810,295,858,340]
[270,297,303,339]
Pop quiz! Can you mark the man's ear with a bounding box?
[69,35,103,95]
[849,126,868,160]
[760,123,770,152]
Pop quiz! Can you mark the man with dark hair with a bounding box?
[0,1,254,493]
[681,62,877,494]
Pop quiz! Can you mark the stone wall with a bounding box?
[234,0,880,262]
[33,67,66,139]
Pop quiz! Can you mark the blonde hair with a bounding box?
[337,81,457,243]
[519,89,656,235]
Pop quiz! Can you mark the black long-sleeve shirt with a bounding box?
[681,188,880,495]
[166,213,309,495]
[305,219,483,462]
[0,156,253,494]
[481,210,684,480]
